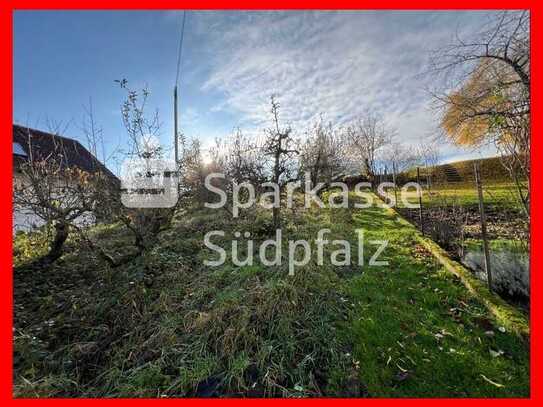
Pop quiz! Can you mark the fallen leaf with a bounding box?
[489,349,504,358]
[480,374,505,388]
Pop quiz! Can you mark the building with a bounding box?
[13,124,118,232]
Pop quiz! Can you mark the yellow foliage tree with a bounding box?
[441,60,525,147]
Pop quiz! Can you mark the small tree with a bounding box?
[205,129,267,215]
[415,140,440,190]
[114,80,179,250]
[177,138,214,208]
[71,80,180,266]
[13,130,105,265]
[262,96,299,229]
[222,128,266,186]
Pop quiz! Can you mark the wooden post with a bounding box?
[416,167,424,235]
[392,162,398,207]
[426,165,431,195]
[474,162,493,291]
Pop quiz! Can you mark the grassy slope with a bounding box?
[394,182,524,211]
[13,195,529,397]
[342,204,528,397]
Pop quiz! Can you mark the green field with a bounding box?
[13,194,529,397]
[391,182,525,212]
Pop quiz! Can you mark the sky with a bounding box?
[13,10,499,173]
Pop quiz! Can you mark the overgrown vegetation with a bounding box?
[12,9,532,399]
[13,193,529,397]
[14,201,357,397]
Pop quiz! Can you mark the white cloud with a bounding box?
[194,11,498,160]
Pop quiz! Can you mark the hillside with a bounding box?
[402,156,514,184]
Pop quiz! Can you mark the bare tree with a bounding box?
[299,118,346,188]
[80,98,107,165]
[415,140,441,191]
[345,112,395,186]
[13,127,106,265]
[262,96,299,229]
[177,137,217,208]
[415,140,441,167]
[216,128,266,186]
[68,87,167,267]
[430,11,529,93]
[118,80,182,245]
[383,142,419,175]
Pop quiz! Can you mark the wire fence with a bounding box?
[381,159,529,305]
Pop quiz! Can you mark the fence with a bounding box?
[383,159,529,306]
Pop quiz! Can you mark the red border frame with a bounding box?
[1,1,539,403]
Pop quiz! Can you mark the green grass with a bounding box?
[13,195,529,397]
[463,238,529,254]
[393,182,525,213]
[340,204,529,397]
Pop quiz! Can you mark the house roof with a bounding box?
[13,124,118,182]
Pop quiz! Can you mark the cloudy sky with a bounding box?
[14,10,499,172]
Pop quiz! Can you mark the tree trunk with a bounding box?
[43,221,69,264]
[272,206,280,230]
[273,146,281,230]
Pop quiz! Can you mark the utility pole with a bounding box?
[174,86,179,164]
[173,10,187,166]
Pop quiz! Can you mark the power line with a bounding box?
[175,10,187,88]
[174,10,187,165]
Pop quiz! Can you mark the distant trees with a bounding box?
[214,128,266,186]
[431,11,530,214]
[203,100,417,225]
[345,112,395,185]
[177,138,210,207]
[416,141,440,170]
[299,118,346,188]
[382,142,418,176]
